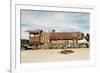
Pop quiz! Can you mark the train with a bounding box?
[21,29,89,50]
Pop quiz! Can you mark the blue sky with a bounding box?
[21,10,90,39]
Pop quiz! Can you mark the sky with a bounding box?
[21,10,90,39]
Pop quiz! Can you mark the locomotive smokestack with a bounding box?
[52,29,56,32]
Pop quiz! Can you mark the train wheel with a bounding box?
[85,43,89,48]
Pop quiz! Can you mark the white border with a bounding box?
[11,3,96,73]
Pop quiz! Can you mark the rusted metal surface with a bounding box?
[27,31,84,43]
[40,32,50,43]
[42,32,84,41]
[24,29,88,49]
[29,36,40,44]
[21,33,89,49]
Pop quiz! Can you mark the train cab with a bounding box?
[26,29,43,45]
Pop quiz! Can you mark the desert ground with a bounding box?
[21,48,89,63]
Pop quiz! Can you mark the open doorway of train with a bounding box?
[20,9,90,63]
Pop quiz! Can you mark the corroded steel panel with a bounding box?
[48,32,83,40]
[28,32,84,44]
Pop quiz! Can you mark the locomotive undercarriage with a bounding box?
[41,41,89,49]
[23,40,89,50]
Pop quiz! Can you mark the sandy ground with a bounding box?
[21,48,89,63]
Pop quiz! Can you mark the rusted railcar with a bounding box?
[21,29,89,50]
[26,30,84,43]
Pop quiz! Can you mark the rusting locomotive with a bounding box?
[21,29,89,50]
